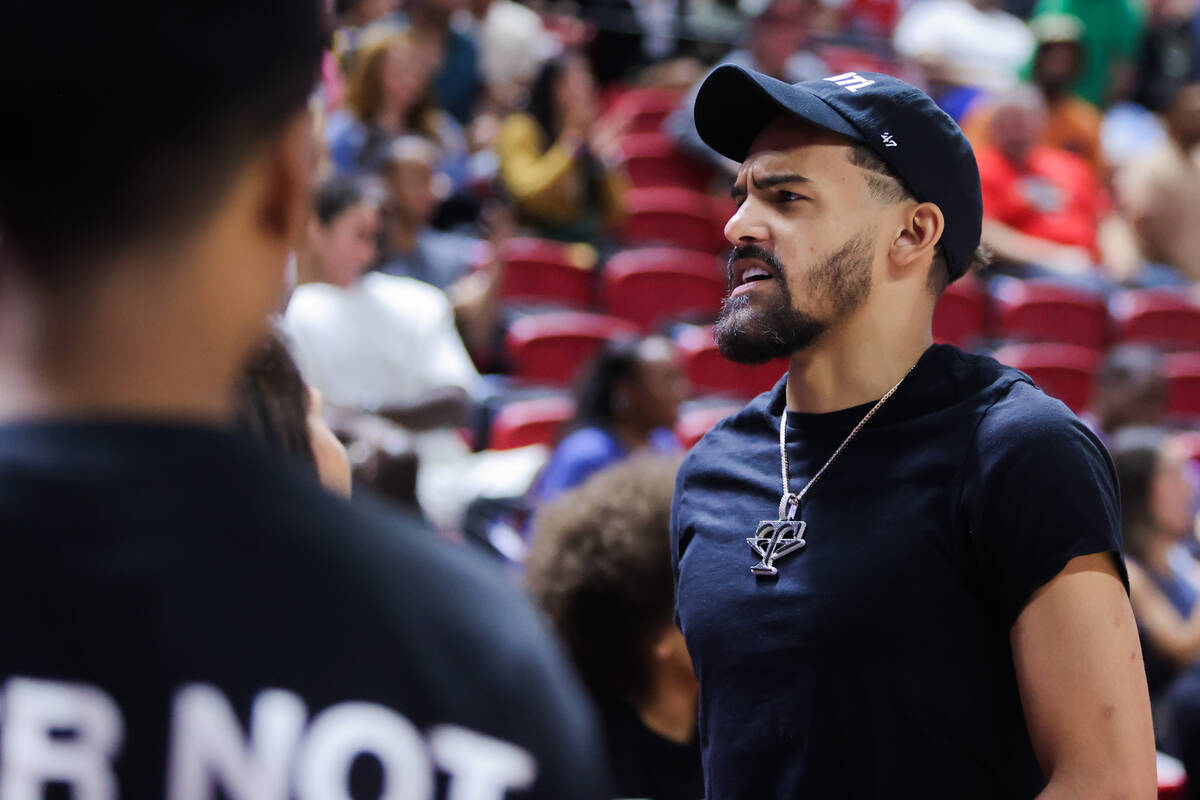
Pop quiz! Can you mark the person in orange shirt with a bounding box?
[962,14,1107,180]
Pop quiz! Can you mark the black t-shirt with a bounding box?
[670,345,1126,799]
[599,702,703,800]
[0,420,610,799]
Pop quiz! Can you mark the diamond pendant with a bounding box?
[747,519,807,576]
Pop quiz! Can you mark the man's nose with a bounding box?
[724,201,770,247]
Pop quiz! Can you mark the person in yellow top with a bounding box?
[960,14,1107,180]
[497,51,628,241]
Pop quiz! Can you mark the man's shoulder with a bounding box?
[970,372,1108,473]
[679,387,778,482]
[363,272,452,315]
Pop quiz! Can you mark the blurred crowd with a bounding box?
[269,0,1200,794]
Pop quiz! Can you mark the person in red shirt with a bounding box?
[976,86,1118,279]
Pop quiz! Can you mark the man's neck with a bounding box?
[0,269,239,425]
[785,313,933,414]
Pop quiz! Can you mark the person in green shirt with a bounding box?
[1029,0,1146,106]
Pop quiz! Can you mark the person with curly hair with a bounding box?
[527,454,703,800]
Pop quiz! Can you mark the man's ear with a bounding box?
[890,201,945,273]
[260,110,315,243]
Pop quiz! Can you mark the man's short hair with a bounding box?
[526,454,682,706]
[847,143,989,292]
[0,1,326,283]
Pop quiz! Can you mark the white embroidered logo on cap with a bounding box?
[825,72,875,92]
[881,131,897,147]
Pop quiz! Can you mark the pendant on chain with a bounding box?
[748,493,807,576]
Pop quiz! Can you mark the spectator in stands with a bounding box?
[527,453,703,800]
[234,332,352,498]
[670,0,828,174]
[326,29,468,177]
[497,51,628,242]
[405,0,484,124]
[976,87,1114,279]
[1086,345,1169,443]
[1135,0,1200,113]
[286,180,542,527]
[1028,0,1144,107]
[579,0,686,85]
[530,336,688,506]
[378,136,509,361]
[962,14,1106,177]
[893,0,1034,113]
[1116,81,1200,283]
[1112,428,1199,703]
[295,174,383,290]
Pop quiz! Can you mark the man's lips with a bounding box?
[729,258,779,296]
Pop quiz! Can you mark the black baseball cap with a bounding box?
[694,65,982,282]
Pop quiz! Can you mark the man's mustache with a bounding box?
[726,245,785,288]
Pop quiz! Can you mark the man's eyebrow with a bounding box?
[751,173,812,190]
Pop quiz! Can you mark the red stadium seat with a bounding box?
[674,325,788,398]
[601,87,683,135]
[602,248,726,331]
[1112,289,1200,351]
[1158,751,1188,800]
[621,188,728,253]
[481,238,598,308]
[506,312,639,385]
[676,402,743,449]
[489,396,575,450]
[619,132,714,191]
[1165,352,1200,417]
[932,276,988,347]
[993,281,1110,349]
[992,343,1102,413]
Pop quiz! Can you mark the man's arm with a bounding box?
[1011,552,1156,799]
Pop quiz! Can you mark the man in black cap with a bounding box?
[0,2,607,797]
[670,65,1155,797]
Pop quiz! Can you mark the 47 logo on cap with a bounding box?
[825,72,875,92]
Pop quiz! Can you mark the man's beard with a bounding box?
[714,233,873,364]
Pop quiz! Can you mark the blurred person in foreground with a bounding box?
[0,2,610,796]
[530,336,688,507]
[234,331,353,498]
[527,454,703,800]
[670,0,829,175]
[1083,344,1169,444]
[961,14,1106,178]
[497,51,628,242]
[1117,80,1200,283]
[673,65,1154,796]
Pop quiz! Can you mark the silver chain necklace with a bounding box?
[747,362,918,577]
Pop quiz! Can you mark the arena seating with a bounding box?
[484,237,599,308]
[993,281,1111,350]
[619,132,714,192]
[489,396,576,450]
[1112,289,1200,351]
[992,342,1102,413]
[506,312,639,385]
[602,247,725,331]
[674,324,788,398]
[621,188,729,253]
[932,275,988,347]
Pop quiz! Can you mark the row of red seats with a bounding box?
[489,394,743,452]
[934,279,1200,352]
[486,240,726,331]
[506,314,785,396]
